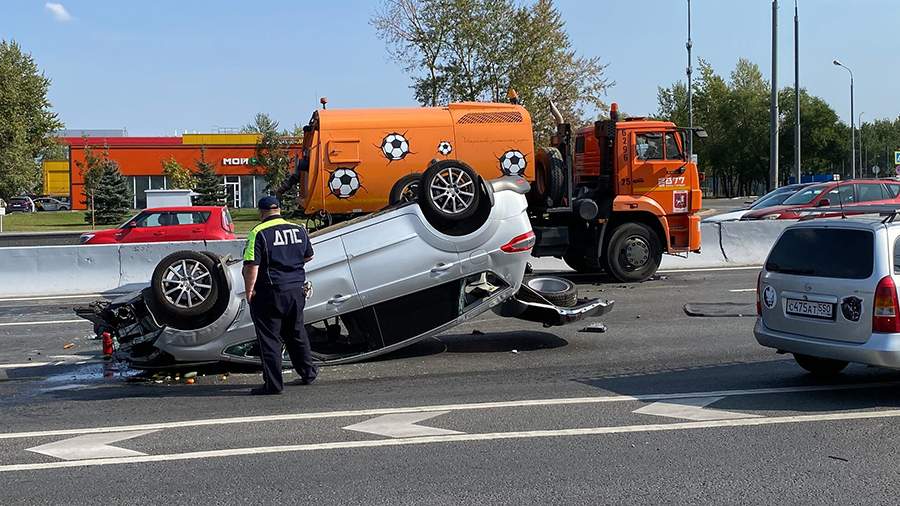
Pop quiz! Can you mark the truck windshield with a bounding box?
[782,184,828,205]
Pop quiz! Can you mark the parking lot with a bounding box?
[3,267,900,504]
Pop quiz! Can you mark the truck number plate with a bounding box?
[785,299,834,320]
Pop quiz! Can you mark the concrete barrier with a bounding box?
[719,220,792,266]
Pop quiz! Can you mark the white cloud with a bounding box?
[45,2,72,22]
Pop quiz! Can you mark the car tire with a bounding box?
[419,160,481,222]
[534,147,566,207]
[793,354,849,376]
[604,223,662,283]
[389,173,422,205]
[525,276,578,307]
[151,251,221,318]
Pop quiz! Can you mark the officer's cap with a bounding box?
[257,196,280,210]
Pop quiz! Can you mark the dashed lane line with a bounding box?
[4,408,900,472]
[0,319,88,328]
[1,381,898,440]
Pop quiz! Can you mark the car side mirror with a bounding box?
[124,221,137,228]
[817,198,831,207]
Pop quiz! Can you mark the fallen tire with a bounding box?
[525,276,578,307]
[151,251,221,318]
[419,160,481,222]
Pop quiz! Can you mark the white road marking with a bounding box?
[729,288,757,292]
[2,382,897,441]
[0,294,102,302]
[0,319,88,328]
[26,430,158,461]
[343,411,461,438]
[0,362,52,369]
[5,409,900,472]
[658,266,761,274]
[633,396,761,421]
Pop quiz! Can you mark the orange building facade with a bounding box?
[63,134,301,210]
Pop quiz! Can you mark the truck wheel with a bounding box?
[563,251,601,274]
[794,354,848,377]
[151,251,221,318]
[534,147,565,206]
[419,160,481,222]
[604,223,662,282]
[389,173,422,204]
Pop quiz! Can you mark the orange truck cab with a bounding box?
[290,99,702,282]
[294,102,534,224]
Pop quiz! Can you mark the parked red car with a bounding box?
[741,179,900,220]
[80,206,236,244]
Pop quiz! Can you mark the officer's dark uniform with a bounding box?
[243,206,317,393]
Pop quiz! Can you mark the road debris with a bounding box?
[185,378,195,385]
[511,349,519,354]
[62,343,75,349]
[580,323,607,333]
[471,330,485,336]
[184,371,198,379]
[828,455,849,462]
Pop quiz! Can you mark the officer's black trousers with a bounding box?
[249,286,318,392]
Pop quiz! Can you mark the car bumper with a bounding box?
[493,283,614,327]
[754,318,900,368]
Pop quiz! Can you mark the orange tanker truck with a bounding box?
[286,98,703,282]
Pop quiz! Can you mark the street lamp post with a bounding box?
[833,59,855,179]
[686,0,693,161]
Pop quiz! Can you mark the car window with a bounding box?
[885,184,900,198]
[635,133,663,160]
[856,183,885,202]
[767,228,874,279]
[750,191,794,209]
[825,184,855,205]
[783,185,828,205]
[133,211,210,227]
[664,133,683,160]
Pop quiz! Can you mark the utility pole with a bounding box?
[794,0,801,184]
[770,0,779,190]
[833,59,855,179]
[686,0,693,161]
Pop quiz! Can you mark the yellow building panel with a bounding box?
[181,133,261,145]
[42,160,70,196]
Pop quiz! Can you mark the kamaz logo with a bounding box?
[222,157,257,166]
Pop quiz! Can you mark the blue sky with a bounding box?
[2,0,898,135]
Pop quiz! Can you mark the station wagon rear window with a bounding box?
[766,228,873,279]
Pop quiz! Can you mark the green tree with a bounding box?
[246,113,298,214]
[372,0,611,142]
[0,40,64,199]
[74,144,105,207]
[778,88,847,177]
[89,160,132,225]
[161,157,195,190]
[192,148,226,206]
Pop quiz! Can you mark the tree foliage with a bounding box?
[192,148,226,206]
[657,57,867,196]
[161,157,195,190]
[0,40,64,199]
[89,160,132,225]
[246,113,298,214]
[372,0,611,142]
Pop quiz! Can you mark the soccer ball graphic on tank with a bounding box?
[328,168,361,199]
[381,133,410,161]
[437,141,453,156]
[500,150,527,175]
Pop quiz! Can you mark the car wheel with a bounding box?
[534,147,565,206]
[151,251,220,317]
[604,223,662,282]
[525,276,578,307]
[389,173,422,205]
[793,354,848,376]
[419,160,481,222]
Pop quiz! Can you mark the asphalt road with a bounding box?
[3,267,900,504]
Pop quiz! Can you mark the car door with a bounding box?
[119,212,167,243]
[341,212,462,307]
[303,236,363,324]
[855,183,887,205]
[631,131,690,212]
[165,211,210,242]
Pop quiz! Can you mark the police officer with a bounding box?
[242,196,317,395]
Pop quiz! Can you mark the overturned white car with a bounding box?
[77,166,613,369]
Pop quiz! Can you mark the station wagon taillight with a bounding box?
[873,276,900,333]
[501,231,536,253]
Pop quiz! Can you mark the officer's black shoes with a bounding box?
[250,386,282,395]
[288,377,316,386]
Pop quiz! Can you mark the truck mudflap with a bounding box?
[492,283,613,327]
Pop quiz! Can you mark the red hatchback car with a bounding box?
[741,179,900,220]
[80,206,236,244]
